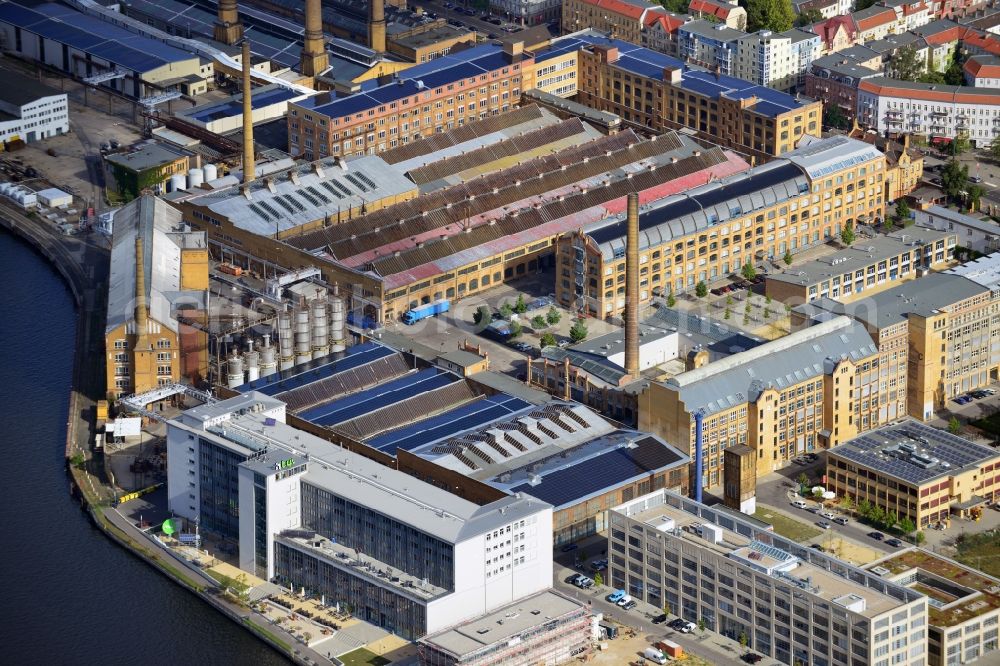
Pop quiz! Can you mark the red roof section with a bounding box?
[859,79,1000,104]
[963,31,1000,56]
[689,0,736,20]
[646,13,685,31]
[964,56,1000,78]
[576,0,648,20]
[812,16,856,48]
[855,8,897,32]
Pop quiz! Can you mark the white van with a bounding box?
[643,647,668,664]
[791,500,808,509]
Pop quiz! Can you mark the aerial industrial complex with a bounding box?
[12,0,1000,663]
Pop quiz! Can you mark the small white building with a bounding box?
[914,205,1000,255]
[35,187,73,208]
[0,70,68,146]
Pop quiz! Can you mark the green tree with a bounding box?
[944,48,966,86]
[697,618,707,634]
[795,7,823,27]
[724,307,732,320]
[797,472,810,488]
[941,159,969,203]
[499,302,513,319]
[741,262,757,281]
[569,318,588,342]
[546,306,561,326]
[990,135,1000,161]
[531,314,547,329]
[743,314,750,325]
[726,294,734,306]
[895,199,910,223]
[914,531,926,546]
[593,571,603,587]
[854,0,878,8]
[696,280,708,298]
[899,516,916,535]
[765,295,772,306]
[968,184,985,212]
[784,250,793,265]
[858,498,872,518]
[514,294,528,314]
[764,307,772,319]
[655,0,687,12]
[953,133,972,156]
[746,0,794,32]
[739,630,749,653]
[948,416,962,434]
[841,222,856,246]
[509,321,523,339]
[473,305,491,326]
[824,105,850,130]
[663,601,672,617]
[839,495,854,515]
[667,292,676,307]
[540,332,557,348]
[891,45,925,81]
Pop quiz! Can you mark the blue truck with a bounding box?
[402,299,450,325]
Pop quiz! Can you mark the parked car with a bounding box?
[652,613,668,624]
[970,176,984,184]
[671,619,696,633]
[607,589,626,603]
[810,543,826,552]
[616,595,634,607]
[561,543,578,553]
[885,538,904,548]
[742,654,764,664]
[971,390,991,399]
[953,395,973,405]
[590,558,608,571]
[833,516,849,525]
[791,500,808,509]
[821,511,837,520]
[621,599,638,611]
[817,521,832,529]
[868,531,885,541]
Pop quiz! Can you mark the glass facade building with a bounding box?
[198,436,246,539]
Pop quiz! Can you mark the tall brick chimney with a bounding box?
[370,0,387,54]
[624,192,640,380]
[241,40,256,185]
[213,0,243,45]
[300,0,329,77]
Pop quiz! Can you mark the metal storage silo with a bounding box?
[226,353,245,389]
[311,296,330,360]
[244,340,260,383]
[203,163,219,182]
[293,303,311,365]
[277,309,294,371]
[187,168,204,189]
[329,284,347,353]
[259,334,278,377]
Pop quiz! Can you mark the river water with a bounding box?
[0,231,288,665]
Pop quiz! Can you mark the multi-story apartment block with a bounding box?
[882,0,934,33]
[688,0,746,30]
[677,20,744,75]
[806,56,882,124]
[0,70,68,147]
[555,134,884,315]
[559,33,822,159]
[638,315,906,488]
[855,6,900,43]
[857,78,1000,148]
[287,42,531,160]
[104,195,209,400]
[866,549,1000,666]
[560,0,667,44]
[491,0,562,25]
[764,226,955,305]
[166,394,554,641]
[827,420,1000,528]
[812,15,859,54]
[609,488,928,666]
[641,12,688,57]
[794,252,1000,420]
[792,0,850,20]
[964,54,1000,87]
[736,28,821,92]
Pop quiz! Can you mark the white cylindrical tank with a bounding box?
[311,297,330,360]
[294,305,311,365]
[245,340,260,383]
[203,163,218,182]
[259,334,278,377]
[226,353,245,389]
[329,284,347,353]
[169,174,187,192]
[188,167,204,189]
[278,310,294,371]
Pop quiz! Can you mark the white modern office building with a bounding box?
[609,489,928,666]
[166,393,554,640]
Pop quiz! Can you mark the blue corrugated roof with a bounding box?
[0,1,193,72]
[238,342,395,395]
[305,44,518,121]
[298,369,458,426]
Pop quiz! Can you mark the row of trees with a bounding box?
[849,497,926,544]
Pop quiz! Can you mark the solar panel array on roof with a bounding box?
[366,394,531,454]
[298,369,459,426]
[0,1,195,73]
[238,342,394,394]
[507,435,685,508]
[830,420,997,485]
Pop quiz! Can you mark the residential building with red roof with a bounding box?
[642,12,689,56]
[811,15,858,54]
[857,77,1000,145]
[561,0,668,44]
[854,6,899,42]
[964,54,1000,88]
[687,0,747,30]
